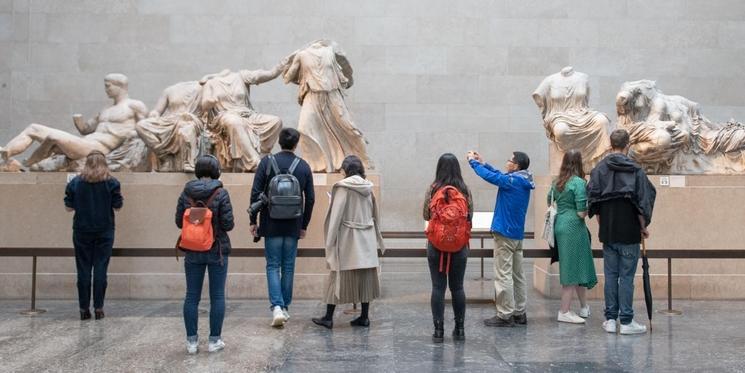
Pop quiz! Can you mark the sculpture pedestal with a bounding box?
[532,175,745,299]
[0,172,380,300]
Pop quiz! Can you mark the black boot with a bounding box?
[432,320,444,343]
[452,318,465,341]
[80,309,91,320]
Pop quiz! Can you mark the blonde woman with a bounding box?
[64,151,123,320]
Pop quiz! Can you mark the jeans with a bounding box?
[603,243,640,325]
[73,230,114,310]
[493,233,527,320]
[427,243,468,322]
[183,253,228,342]
[264,236,298,309]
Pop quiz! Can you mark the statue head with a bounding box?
[616,80,658,125]
[104,73,128,98]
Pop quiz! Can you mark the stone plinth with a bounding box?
[0,172,380,300]
[532,175,745,300]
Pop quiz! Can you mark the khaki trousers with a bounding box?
[493,233,527,320]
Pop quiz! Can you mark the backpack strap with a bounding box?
[268,155,281,176]
[288,157,300,174]
[205,187,221,207]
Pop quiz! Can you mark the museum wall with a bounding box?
[2,0,745,230]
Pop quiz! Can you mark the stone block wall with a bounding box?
[3,0,745,230]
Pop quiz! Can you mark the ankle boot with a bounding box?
[432,320,444,343]
[452,318,465,341]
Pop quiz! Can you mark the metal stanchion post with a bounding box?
[21,256,46,316]
[658,257,682,316]
[480,237,484,279]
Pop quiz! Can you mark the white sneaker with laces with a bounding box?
[578,305,590,318]
[620,320,647,335]
[558,311,585,324]
[603,319,617,333]
[271,306,287,327]
[208,339,225,352]
[282,309,290,321]
[186,340,198,354]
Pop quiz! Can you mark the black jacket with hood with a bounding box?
[175,178,234,256]
[587,153,656,227]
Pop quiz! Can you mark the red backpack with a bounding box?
[426,185,471,273]
[178,188,221,252]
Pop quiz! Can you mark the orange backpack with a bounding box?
[426,186,471,273]
[178,188,221,252]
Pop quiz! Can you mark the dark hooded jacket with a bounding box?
[587,153,656,228]
[175,178,234,256]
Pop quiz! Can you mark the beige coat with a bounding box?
[324,175,385,277]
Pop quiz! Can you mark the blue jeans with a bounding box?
[73,230,114,310]
[183,253,228,342]
[264,236,298,309]
[603,243,640,325]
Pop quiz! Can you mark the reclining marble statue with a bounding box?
[616,80,745,174]
[135,81,203,172]
[198,59,289,172]
[283,40,373,172]
[532,66,611,173]
[0,73,148,171]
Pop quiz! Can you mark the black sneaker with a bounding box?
[513,313,527,325]
[483,315,514,327]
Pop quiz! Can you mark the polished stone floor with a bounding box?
[2,260,745,372]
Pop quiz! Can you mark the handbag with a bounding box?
[541,187,557,248]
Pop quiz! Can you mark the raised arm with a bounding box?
[469,159,512,189]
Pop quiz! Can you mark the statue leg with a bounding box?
[297,99,331,172]
[3,124,103,166]
[219,113,262,171]
[244,112,282,155]
[179,122,200,172]
[1,124,51,160]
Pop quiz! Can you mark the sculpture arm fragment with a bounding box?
[73,113,98,135]
[129,100,148,122]
[148,92,169,118]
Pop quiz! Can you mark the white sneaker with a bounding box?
[557,311,585,324]
[282,309,290,321]
[578,306,590,318]
[619,320,647,335]
[208,338,225,352]
[271,306,287,327]
[186,340,198,354]
[603,319,617,333]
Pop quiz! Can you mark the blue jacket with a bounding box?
[64,176,123,233]
[469,160,535,240]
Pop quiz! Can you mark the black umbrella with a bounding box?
[641,240,653,331]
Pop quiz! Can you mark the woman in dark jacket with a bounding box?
[64,151,123,321]
[175,155,234,354]
[423,153,473,343]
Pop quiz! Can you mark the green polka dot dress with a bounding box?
[548,176,597,288]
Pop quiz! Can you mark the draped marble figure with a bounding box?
[0,73,148,172]
[283,40,372,172]
[135,81,203,172]
[199,61,287,172]
[532,66,611,173]
[617,80,745,174]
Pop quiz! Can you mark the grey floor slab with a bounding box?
[1,259,743,372]
[1,294,745,372]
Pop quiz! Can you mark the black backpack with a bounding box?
[266,155,303,220]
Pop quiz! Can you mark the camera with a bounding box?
[248,193,268,243]
[248,193,268,219]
